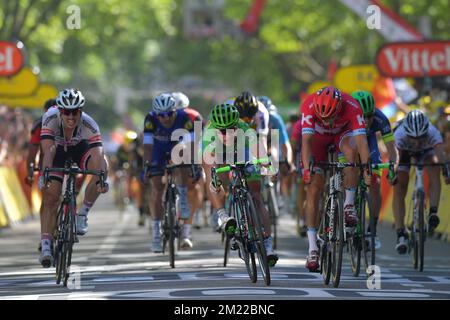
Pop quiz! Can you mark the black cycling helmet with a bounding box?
[234,91,258,118]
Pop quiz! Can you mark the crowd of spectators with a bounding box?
[0,105,34,167]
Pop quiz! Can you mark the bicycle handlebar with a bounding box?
[144,162,197,179]
[43,166,106,188]
[214,157,271,174]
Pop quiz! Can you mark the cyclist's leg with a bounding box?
[339,132,359,228]
[40,144,72,265]
[393,151,411,230]
[40,178,62,267]
[77,145,108,235]
[367,134,382,247]
[149,174,164,252]
[297,177,307,235]
[187,169,205,230]
[177,167,198,248]
[423,151,441,230]
[248,177,279,265]
[202,162,232,233]
[304,133,329,271]
[393,150,410,254]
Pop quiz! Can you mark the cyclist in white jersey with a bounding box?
[38,88,109,267]
[393,110,449,254]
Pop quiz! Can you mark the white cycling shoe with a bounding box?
[39,242,53,268]
[76,214,88,236]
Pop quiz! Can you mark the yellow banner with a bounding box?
[333,64,379,93]
[0,67,39,96]
[0,84,58,109]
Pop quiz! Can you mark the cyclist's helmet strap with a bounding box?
[351,90,375,116]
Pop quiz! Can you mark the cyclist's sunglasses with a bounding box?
[59,108,82,116]
[218,127,236,134]
[156,110,175,118]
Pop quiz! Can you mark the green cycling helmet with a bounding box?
[209,103,240,129]
[351,90,375,116]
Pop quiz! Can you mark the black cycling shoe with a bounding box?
[223,217,237,236]
[267,254,279,268]
[230,238,239,251]
[428,213,440,233]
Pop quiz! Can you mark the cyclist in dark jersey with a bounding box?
[351,91,398,250]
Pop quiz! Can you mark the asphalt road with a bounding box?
[0,192,449,301]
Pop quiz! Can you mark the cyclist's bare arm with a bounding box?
[434,143,448,164]
[281,141,294,169]
[143,144,153,167]
[40,139,56,174]
[301,133,313,171]
[385,140,398,165]
[26,144,39,168]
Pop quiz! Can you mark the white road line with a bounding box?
[95,212,132,256]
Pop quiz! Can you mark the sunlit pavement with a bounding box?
[0,193,449,300]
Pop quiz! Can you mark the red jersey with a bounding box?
[300,92,366,136]
[291,118,302,150]
[29,117,43,145]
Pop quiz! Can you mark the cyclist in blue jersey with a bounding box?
[351,91,398,250]
[142,93,203,253]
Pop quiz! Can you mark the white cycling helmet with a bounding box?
[257,95,277,113]
[153,93,176,112]
[403,109,429,138]
[172,92,190,109]
[56,88,85,109]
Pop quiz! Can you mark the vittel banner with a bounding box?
[376,41,450,78]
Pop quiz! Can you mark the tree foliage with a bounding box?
[1,0,448,129]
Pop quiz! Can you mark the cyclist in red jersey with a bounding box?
[25,99,57,186]
[300,86,371,272]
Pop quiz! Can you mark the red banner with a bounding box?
[376,41,450,78]
[0,41,24,77]
[240,0,266,34]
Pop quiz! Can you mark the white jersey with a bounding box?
[394,121,442,153]
[41,107,102,150]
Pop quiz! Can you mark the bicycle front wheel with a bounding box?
[63,199,76,287]
[235,198,257,283]
[55,204,66,285]
[413,190,425,272]
[247,193,271,286]
[320,197,332,285]
[350,187,363,277]
[268,186,279,250]
[330,191,344,288]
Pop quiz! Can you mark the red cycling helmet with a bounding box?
[313,86,342,120]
